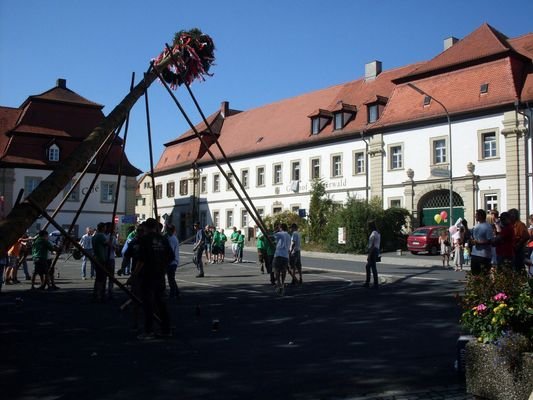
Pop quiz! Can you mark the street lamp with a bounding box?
[407,83,453,228]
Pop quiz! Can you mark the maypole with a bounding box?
[0,29,215,255]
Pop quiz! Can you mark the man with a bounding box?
[211,228,222,264]
[31,230,58,290]
[220,228,227,263]
[273,223,291,295]
[289,223,302,284]
[508,208,529,272]
[236,230,245,263]
[470,209,494,275]
[256,229,266,273]
[117,225,136,276]
[104,222,118,299]
[165,224,180,300]
[230,227,239,262]
[79,226,94,280]
[193,222,206,278]
[92,222,108,302]
[136,218,173,339]
[363,221,381,289]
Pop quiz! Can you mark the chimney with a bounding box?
[365,61,382,81]
[56,78,67,89]
[444,37,458,51]
[220,101,229,118]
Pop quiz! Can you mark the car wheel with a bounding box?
[429,245,438,255]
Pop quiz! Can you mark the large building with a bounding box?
[0,79,141,237]
[147,24,533,240]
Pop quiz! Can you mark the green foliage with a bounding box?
[263,211,308,240]
[324,197,409,254]
[308,179,334,243]
[460,271,533,344]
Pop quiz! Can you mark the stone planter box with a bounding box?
[465,341,533,400]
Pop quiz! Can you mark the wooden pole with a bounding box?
[0,53,177,255]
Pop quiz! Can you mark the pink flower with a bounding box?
[493,292,508,302]
[476,303,487,312]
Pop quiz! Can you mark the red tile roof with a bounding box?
[153,24,533,173]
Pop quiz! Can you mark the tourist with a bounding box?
[363,221,381,288]
[470,209,494,275]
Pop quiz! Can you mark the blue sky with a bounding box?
[1,0,532,174]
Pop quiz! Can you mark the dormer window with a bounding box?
[423,95,431,106]
[365,95,388,123]
[308,109,332,135]
[480,83,489,94]
[368,104,378,123]
[48,144,60,162]
[332,102,357,130]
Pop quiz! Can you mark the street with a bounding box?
[1,246,473,400]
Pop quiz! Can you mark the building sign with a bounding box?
[338,227,346,244]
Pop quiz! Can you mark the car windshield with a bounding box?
[412,229,430,236]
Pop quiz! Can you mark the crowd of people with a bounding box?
[438,208,533,275]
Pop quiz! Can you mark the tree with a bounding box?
[308,179,333,243]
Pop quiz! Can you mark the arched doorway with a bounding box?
[418,189,464,226]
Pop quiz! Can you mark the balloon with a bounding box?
[434,214,442,224]
[440,211,448,221]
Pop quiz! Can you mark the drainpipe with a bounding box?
[360,131,369,202]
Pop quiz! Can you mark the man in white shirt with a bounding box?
[289,223,302,285]
[79,226,94,280]
[363,221,381,289]
[273,223,291,295]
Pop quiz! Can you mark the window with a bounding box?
[331,154,342,177]
[241,210,248,227]
[256,166,265,187]
[310,158,320,179]
[101,182,115,203]
[291,161,300,181]
[142,198,146,206]
[48,144,60,162]
[432,138,447,164]
[423,96,431,106]
[63,180,79,202]
[291,205,300,213]
[389,198,402,208]
[213,211,220,227]
[226,210,233,227]
[334,113,343,130]
[241,169,249,188]
[213,174,220,192]
[273,206,282,214]
[143,181,151,189]
[226,172,233,191]
[389,145,403,170]
[166,181,175,197]
[353,151,365,174]
[155,184,162,199]
[201,176,207,193]
[484,194,498,211]
[483,133,497,158]
[257,207,265,219]
[179,180,188,196]
[480,131,498,159]
[24,176,42,195]
[480,83,489,94]
[311,118,320,135]
[368,104,378,123]
[273,163,282,185]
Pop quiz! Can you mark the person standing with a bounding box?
[508,208,529,272]
[492,211,514,269]
[79,226,94,280]
[211,228,222,264]
[193,222,206,278]
[236,230,245,263]
[165,224,180,300]
[289,223,302,284]
[92,222,108,302]
[104,222,118,300]
[439,230,451,268]
[136,218,173,340]
[256,229,266,273]
[204,225,213,264]
[470,209,494,275]
[31,231,58,290]
[273,223,291,295]
[363,221,381,289]
[220,228,227,263]
[230,227,239,262]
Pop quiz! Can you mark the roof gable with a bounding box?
[397,23,512,82]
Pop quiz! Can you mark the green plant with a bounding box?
[460,270,533,344]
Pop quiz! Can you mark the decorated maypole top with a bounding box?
[153,28,216,89]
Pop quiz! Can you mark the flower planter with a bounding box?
[465,341,533,400]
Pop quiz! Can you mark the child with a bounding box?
[463,243,470,266]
